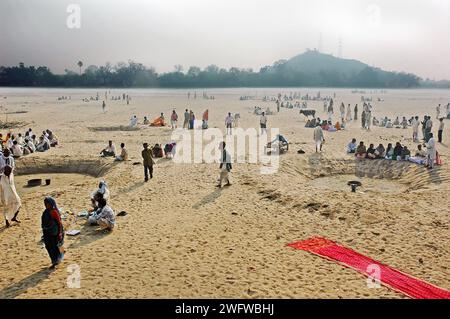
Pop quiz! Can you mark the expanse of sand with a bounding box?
[0,87,449,299]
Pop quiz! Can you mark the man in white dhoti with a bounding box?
[216,142,232,188]
[412,116,420,142]
[0,165,21,227]
[313,124,325,153]
[346,104,352,121]
[425,133,436,169]
[339,103,345,123]
[365,111,372,130]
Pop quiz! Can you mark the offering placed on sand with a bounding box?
[66,229,81,236]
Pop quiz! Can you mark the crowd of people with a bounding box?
[347,134,439,169]
[0,128,58,158]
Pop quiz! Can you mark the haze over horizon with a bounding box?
[1,0,449,80]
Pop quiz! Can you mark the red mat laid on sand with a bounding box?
[287,237,450,299]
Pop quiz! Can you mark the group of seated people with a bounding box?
[254,107,273,115]
[306,118,345,131]
[100,141,128,161]
[347,138,429,164]
[374,116,412,129]
[100,141,176,161]
[82,96,99,102]
[0,128,58,158]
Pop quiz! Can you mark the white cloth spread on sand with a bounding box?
[0,174,21,221]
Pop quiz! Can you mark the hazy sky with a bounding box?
[1,0,449,79]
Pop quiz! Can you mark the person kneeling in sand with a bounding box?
[89,180,110,212]
[88,197,115,231]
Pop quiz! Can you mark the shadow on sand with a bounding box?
[67,222,112,249]
[192,188,223,209]
[0,268,54,299]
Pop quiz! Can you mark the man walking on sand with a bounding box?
[438,118,444,143]
[142,143,155,182]
[313,124,325,153]
[171,109,178,129]
[225,112,233,135]
[216,142,232,188]
[260,112,268,135]
[183,109,189,129]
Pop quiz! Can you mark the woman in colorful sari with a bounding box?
[41,197,65,268]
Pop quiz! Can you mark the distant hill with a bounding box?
[259,50,421,88]
[284,50,368,75]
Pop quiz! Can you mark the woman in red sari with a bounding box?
[41,197,65,268]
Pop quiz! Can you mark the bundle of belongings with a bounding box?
[150,115,166,127]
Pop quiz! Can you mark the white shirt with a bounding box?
[260,115,267,125]
[27,140,36,152]
[11,145,23,157]
[426,138,436,157]
[439,121,444,130]
[412,119,420,131]
[105,144,116,154]
[314,126,324,142]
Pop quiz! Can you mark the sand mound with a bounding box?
[0,121,28,129]
[15,156,116,177]
[88,125,139,132]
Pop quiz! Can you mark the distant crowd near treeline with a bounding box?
[0,60,447,89]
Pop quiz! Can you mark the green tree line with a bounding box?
[0,60,426,88]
